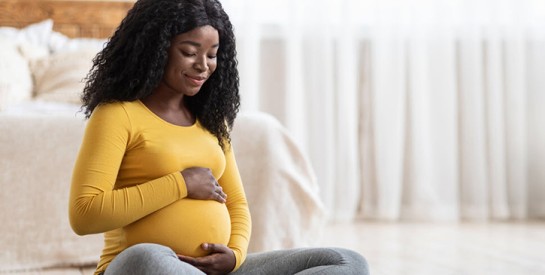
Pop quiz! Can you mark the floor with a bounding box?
[15,222,545,274]
[318,221,545,275]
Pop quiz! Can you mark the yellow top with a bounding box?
[69,100,251,274]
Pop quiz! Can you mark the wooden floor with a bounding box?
[318,221,545,275]
[18,221,545,274]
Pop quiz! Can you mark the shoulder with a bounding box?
[83,101,137,146]
[91,101,143,120]
[87,101,140,130]
[93,100,137,114]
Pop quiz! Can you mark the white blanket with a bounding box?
[232,112,325,252]
[0,106,324,271]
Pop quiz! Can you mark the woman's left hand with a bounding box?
[178,243,236,275]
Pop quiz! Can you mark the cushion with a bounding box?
[31,49,98,104]
[0,39,33,110]
[0,19,53,59]
[49,31,107,54]
[0,20,55,110]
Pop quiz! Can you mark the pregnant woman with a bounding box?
[69,0,368,274]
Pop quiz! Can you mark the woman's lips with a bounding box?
[185,75,206,86]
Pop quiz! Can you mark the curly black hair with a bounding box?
[81,0,239,149]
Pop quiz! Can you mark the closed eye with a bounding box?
[181,51,196,57]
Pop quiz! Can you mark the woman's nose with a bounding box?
[193,56,208,72]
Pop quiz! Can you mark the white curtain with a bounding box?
[223,0,545,222]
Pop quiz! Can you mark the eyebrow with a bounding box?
[179,41,220,48]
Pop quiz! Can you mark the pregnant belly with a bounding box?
[124,199,231,257]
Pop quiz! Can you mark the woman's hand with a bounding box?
[178,243,236,275]
[181,167,227,203]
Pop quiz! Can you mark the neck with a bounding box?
[140,83,196,126]
[148,82,186,109]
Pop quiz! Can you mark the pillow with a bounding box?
[49,31,107,54]
[0,20,54,110]
[0,39,33,111]
[0,19,53,58]
[31,49,98,104]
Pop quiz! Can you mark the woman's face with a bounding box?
[162,25,219,96]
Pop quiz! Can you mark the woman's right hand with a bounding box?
[181,167,227,203]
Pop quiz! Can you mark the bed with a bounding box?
[0,1,325,273]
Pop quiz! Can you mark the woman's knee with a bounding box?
[330,248,369,274]
[293,247,369,274]
[121,243,175,260]
[105,243,178,275]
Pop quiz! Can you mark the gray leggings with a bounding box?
[103,243,369,275]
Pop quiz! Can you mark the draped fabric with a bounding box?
[223,0,545,221]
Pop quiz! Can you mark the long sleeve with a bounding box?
[68,103,188,235]
[219,145,252,271]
